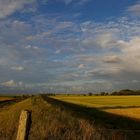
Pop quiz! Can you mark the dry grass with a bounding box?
[0,96,101,140]
[0,98,32,140]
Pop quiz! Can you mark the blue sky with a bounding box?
[0,0,140,93]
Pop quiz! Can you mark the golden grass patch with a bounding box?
[104,108,140,120]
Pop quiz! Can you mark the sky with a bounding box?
[0,0,140,93]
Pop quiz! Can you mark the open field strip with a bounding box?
[54,95,140,120]
[0,97,15,102]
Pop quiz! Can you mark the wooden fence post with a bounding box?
[16,110,30,140]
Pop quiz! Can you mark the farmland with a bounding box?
[0,95,140,140]
[54,95,140,120]
[0,97,15,102]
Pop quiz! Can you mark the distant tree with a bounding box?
[111,92,117,95]
[106,92,109,95]
[88,92,92,96]
[100,92,106,96]
[111,89,140,96]
[22,94,29,99]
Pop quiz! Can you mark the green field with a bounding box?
[54,95,140,120]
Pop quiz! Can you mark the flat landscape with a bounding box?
[0,95,140,140]
[54,95,140,120]
[1,0,140,140]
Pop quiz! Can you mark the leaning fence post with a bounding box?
[16,110,30,140]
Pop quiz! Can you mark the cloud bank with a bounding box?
[0,1,140,92]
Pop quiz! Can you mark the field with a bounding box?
[0,97,15,102]
[54,95,140,120]
[0,95,140,140]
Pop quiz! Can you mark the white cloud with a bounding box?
[63,0,72,5]
[0,13,140,91]
[118,37,140,72]
[11,66,24,71]
[127,1,140,16]
[55,21,74,30]
[81,25,120,49]
[86,68,121,77]
[58,0,90,5]
[78,64,85,69]
[0,0,36,19]
[103,55,121,63]
[82,32,116,48]
[79,0,90,4]
[25,45,40,50]
[95,32,118,48]
[1,80,23,87]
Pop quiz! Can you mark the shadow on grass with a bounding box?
[41,95,140,130]
[25,110,32,140]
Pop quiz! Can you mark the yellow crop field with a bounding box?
[0,97,15,102]
[104,108,140,120]
[54,95,140,120]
